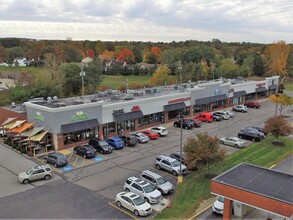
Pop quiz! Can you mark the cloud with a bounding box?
[0,0,292,43]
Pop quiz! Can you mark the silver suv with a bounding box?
[140,170,174,194]
[123,176,162,204]
[18,165,53,184]
[155,155,187,176]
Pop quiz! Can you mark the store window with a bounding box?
[64,128,95,145]
[138,113,162,127]
[245,93,255,100]
[194,104,211,113]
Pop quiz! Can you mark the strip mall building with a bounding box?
[24,76,279,151]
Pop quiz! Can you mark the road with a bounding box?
[0,99,291,219]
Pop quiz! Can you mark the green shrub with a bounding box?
[20,148,27,154]
[12,144,18,149]
[16,146,20,151]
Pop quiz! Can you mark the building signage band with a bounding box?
[70,111,89,122]
[256,83,266,87]
[131,106,141,111]
[168,97,191,104]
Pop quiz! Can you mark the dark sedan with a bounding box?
[44,152,68,167]
[88,138,113,154]
[118,135,137,146]
[173,119,194,129]
[73,145,97,158]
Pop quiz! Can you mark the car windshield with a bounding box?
[26,168,34,175]
[143,184,155,193]
[157,176,167,185]
[57,155,67,160]
[133,196,145,206]
[99,141,109,147]
[218,197,224,202]
[140,134,148,138]
[171,160,181,167]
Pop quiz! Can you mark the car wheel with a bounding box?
[205,120,208,123]
[83,154,87,159]
[74,151,77,154]
[242,110,245,113]
[44,175,51,180]
[117,201,122,207]
[220,141,224,144]
[174,124,178,127]
[184,126,188,130]
[172,170,178,176]
[54,163,58,168]
[254,106,256,109]
[125,142,128,147]
[234,144,239,148]
[23,179,29,184]
[159,133,162,137]
[134,210,139,216]
[156,164,161,170]
[144,197,149,203]
[125,188,130,192]
[99,149,104,154]
[252,138,255,142]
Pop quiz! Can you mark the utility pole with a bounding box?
[80,64,86,96]
[178,111,184,184]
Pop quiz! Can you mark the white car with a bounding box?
[150,126,168,136]
[212,196,224,214]
[223,110,235,118]
[232,105,247,112]
[213,111,230,120]
[123,176,162,204]
[220,137,246,148]
[115,191,152,216]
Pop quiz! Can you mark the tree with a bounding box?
[219,58,239,78]
[150,65,170,85]
[269,94,293,116]
[253,53,265,76]
[264,41,291,76]
[132,46,143,63]
[182,45,215,64]
[83,57,103,94]
[117,48,135,64]
[100,50,115,61]
[95,41,106,55]
[43,53,61,81]
[60,63,81,96]
[86,49,95,58]
[62,45,82,63]
[183,132,226,176]
[264,116,293,143]
[286,45,293,78]
[150,47,161,62]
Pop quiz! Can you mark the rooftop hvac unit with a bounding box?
[183,84,188,89]
[133,91,143,96]
[111,95,120,100]
[145,89,152,94]
[53,96,58,102]
[153,88,157,93]
[91,98,101,102]
[55,102,66,107]
[73,100,84,105]
[47,97,52,103]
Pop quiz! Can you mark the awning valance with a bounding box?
[11,122,35,134]
[30,131,48,142]
[195,94,227,105]
[61,119,99,133]
[163,102,186,112]
[269,85,278,91]
[113,110,144,122]
[21,127,45,137]
[233,90,247,98]
[4,120,26,129]
[1,117,17,127]
[256,87,267,93]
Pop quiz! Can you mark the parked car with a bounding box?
[115,192,152,216]
[0,128,6,137]
[130,132,150,143]
[212,114,223,121]
[213,111,230,120]
[141,130,159,140]
[212,196,224,215]
[89,138,113,154]
[173,119,194,129]
[220,137,246,148]
[244,101,261,109]
[194,112,213,123]
[238,130,261,142]
[123,176,162,204]
[118,135,137,146]
[193,118,202,127]
[250,126,267,135]
[155,155,187,176]
[150,126,168,136]
[232,105,247,112]
[140,170,174,195]
[73,145,97,158]
[44,152,68,167]
[105,137,125,149]
[241,127,265,138]
[223,110,235,118]
[18,165,53,184]
[170,151,187,164]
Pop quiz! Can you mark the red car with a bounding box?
[141,130,159,140]
[244,101,261,108]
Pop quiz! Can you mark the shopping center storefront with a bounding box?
[23,76,279,150]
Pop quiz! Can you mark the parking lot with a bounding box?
[1,99,291,219]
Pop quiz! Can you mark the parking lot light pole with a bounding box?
[178,111,184,184]
[80,64,86,96]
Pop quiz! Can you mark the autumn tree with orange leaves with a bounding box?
[264,41,291,76]
[117,48,135,64]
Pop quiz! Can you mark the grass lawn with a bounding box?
[284,80,293,91]
[154,136,293,219]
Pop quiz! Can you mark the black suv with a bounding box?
[89,138,113,154]
[118,135,137,146]
[173,119,194,129]
[238,130,261,142]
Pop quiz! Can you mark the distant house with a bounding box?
[13,57,28,67]
[81,57,93,65]
[103,59,127,71]
[138,63,158,73]
[0,62,9,67]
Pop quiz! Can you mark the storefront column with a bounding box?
[134,118,139,131]
[98,124,104,139]
[164,111,168,123]
[189,106,193,117]
[227,98,230,107]
[223,198,233,220]
[242,96,246,103]
[56,133,64,151]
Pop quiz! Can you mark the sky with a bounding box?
[0,0,292,44]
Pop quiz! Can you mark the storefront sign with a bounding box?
[70,111,89,122]
[168,97,191,104]
[113,109,124,115]
[131,106,141,111]
[228,88,235,93]
[256,83,265,87]
[33,111,45,122]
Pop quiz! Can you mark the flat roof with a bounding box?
[212,163,293,204]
